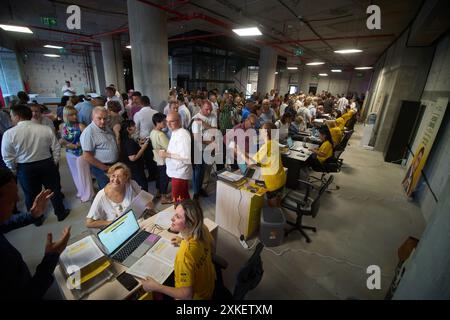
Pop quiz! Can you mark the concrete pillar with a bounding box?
[127,0,169,111]
[100,34,125,93]
[257,47,277,96]
[90,48,106,94]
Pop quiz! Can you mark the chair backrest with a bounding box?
[233,242,265,300]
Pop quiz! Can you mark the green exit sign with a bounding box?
[294,47,303,56]
[41,17,57,27]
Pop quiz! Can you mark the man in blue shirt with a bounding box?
[241,99,256,122]
[0,168,71,299]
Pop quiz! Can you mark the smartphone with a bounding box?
[117,272,139,291]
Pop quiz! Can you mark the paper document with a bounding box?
[147,238,179,265]
[131,190,154,218]
[155,210,174,229]
[127,254,173,283]
[218,171,244,182]
[60,235,104,272]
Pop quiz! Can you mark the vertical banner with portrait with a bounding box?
[402,97,448,197]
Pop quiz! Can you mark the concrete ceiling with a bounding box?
[0,0,445,71]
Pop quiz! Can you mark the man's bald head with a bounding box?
[167,111,181,130]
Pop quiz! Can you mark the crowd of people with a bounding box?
[0,83,360,300]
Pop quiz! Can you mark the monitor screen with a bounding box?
[98,210,139,254]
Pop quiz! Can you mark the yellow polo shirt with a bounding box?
[317,140,333,164]
[342,112,352,123]
[174,228,216,300]
[336,117,345,131]
[329,127,343,146]
[252,140,286,191]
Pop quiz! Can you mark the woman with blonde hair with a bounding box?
[85,162,154,229]
[141,199,216,300]
[59,106,94,202]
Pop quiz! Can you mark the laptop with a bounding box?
[97,210,160,267]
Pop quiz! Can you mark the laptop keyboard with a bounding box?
[112,230,150,263]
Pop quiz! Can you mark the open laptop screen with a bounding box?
[98,210,139,254]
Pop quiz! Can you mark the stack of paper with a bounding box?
[218,171,244,182]
[59,235,112,296]
[127,238,179,284]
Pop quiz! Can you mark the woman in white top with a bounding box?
[85,163,154,229]
[275,112,293,143]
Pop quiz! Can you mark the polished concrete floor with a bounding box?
[4,124,426,300]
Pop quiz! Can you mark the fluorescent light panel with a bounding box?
[44,45,63,49]
[232,27,262,37]
[355,66,373,70]
[126,45,131,49]
[287,67,298,70]
[43,54,60,58]
[334,49,363,54]
[274,72,279,75]
[0,24,33,34]
[331,69,342,72]
[319,73,328,76]
[306,62,325,66]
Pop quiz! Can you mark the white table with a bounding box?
[54,207,217,300]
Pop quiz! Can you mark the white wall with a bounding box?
[414,34,450,220]
[22,53,91,97]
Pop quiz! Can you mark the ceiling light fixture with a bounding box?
[274,72,279,75]
[232,27,262,37]
[0,24,33,34]
[287,67,298,70]
[306,62,325,66]
[43,54,60,58]
[334,49,363,54]
[354,66,373,70]
[126,45,131,49]
[44,45,63,49]
[319,73,328,76]
[331,69,342,72]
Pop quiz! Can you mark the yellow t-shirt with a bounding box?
[174,227,216,300]
[336,117,345,130]
[342,112,352,123]
[317,140,333,164]
[329,127,343,147]
[252,140,286,191]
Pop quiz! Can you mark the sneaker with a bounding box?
[57,209,71,222]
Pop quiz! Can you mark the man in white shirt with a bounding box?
[190,101,217,200]
[177,94,191,129]
[62,81,76,96]
[158,112,192,202]
[30,104,55,132]
[1,104,69,222]
[133,96,158,181]
[209,93,219,115]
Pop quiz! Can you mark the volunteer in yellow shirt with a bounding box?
[336,117,346,131]
[141,200,216,300]
[307,126,334,170]
[326,120,343,147]
[238,122,286,207]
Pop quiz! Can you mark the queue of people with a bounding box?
[0,84,360,300]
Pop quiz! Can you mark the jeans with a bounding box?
[156,165,169,194]
[16,158,67,218]
[90,165,110,189]
[192,163,205,195]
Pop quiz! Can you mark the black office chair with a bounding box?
[212,242,265,300]
[281,176,334,243]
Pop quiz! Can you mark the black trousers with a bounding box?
[17,158,66,218]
